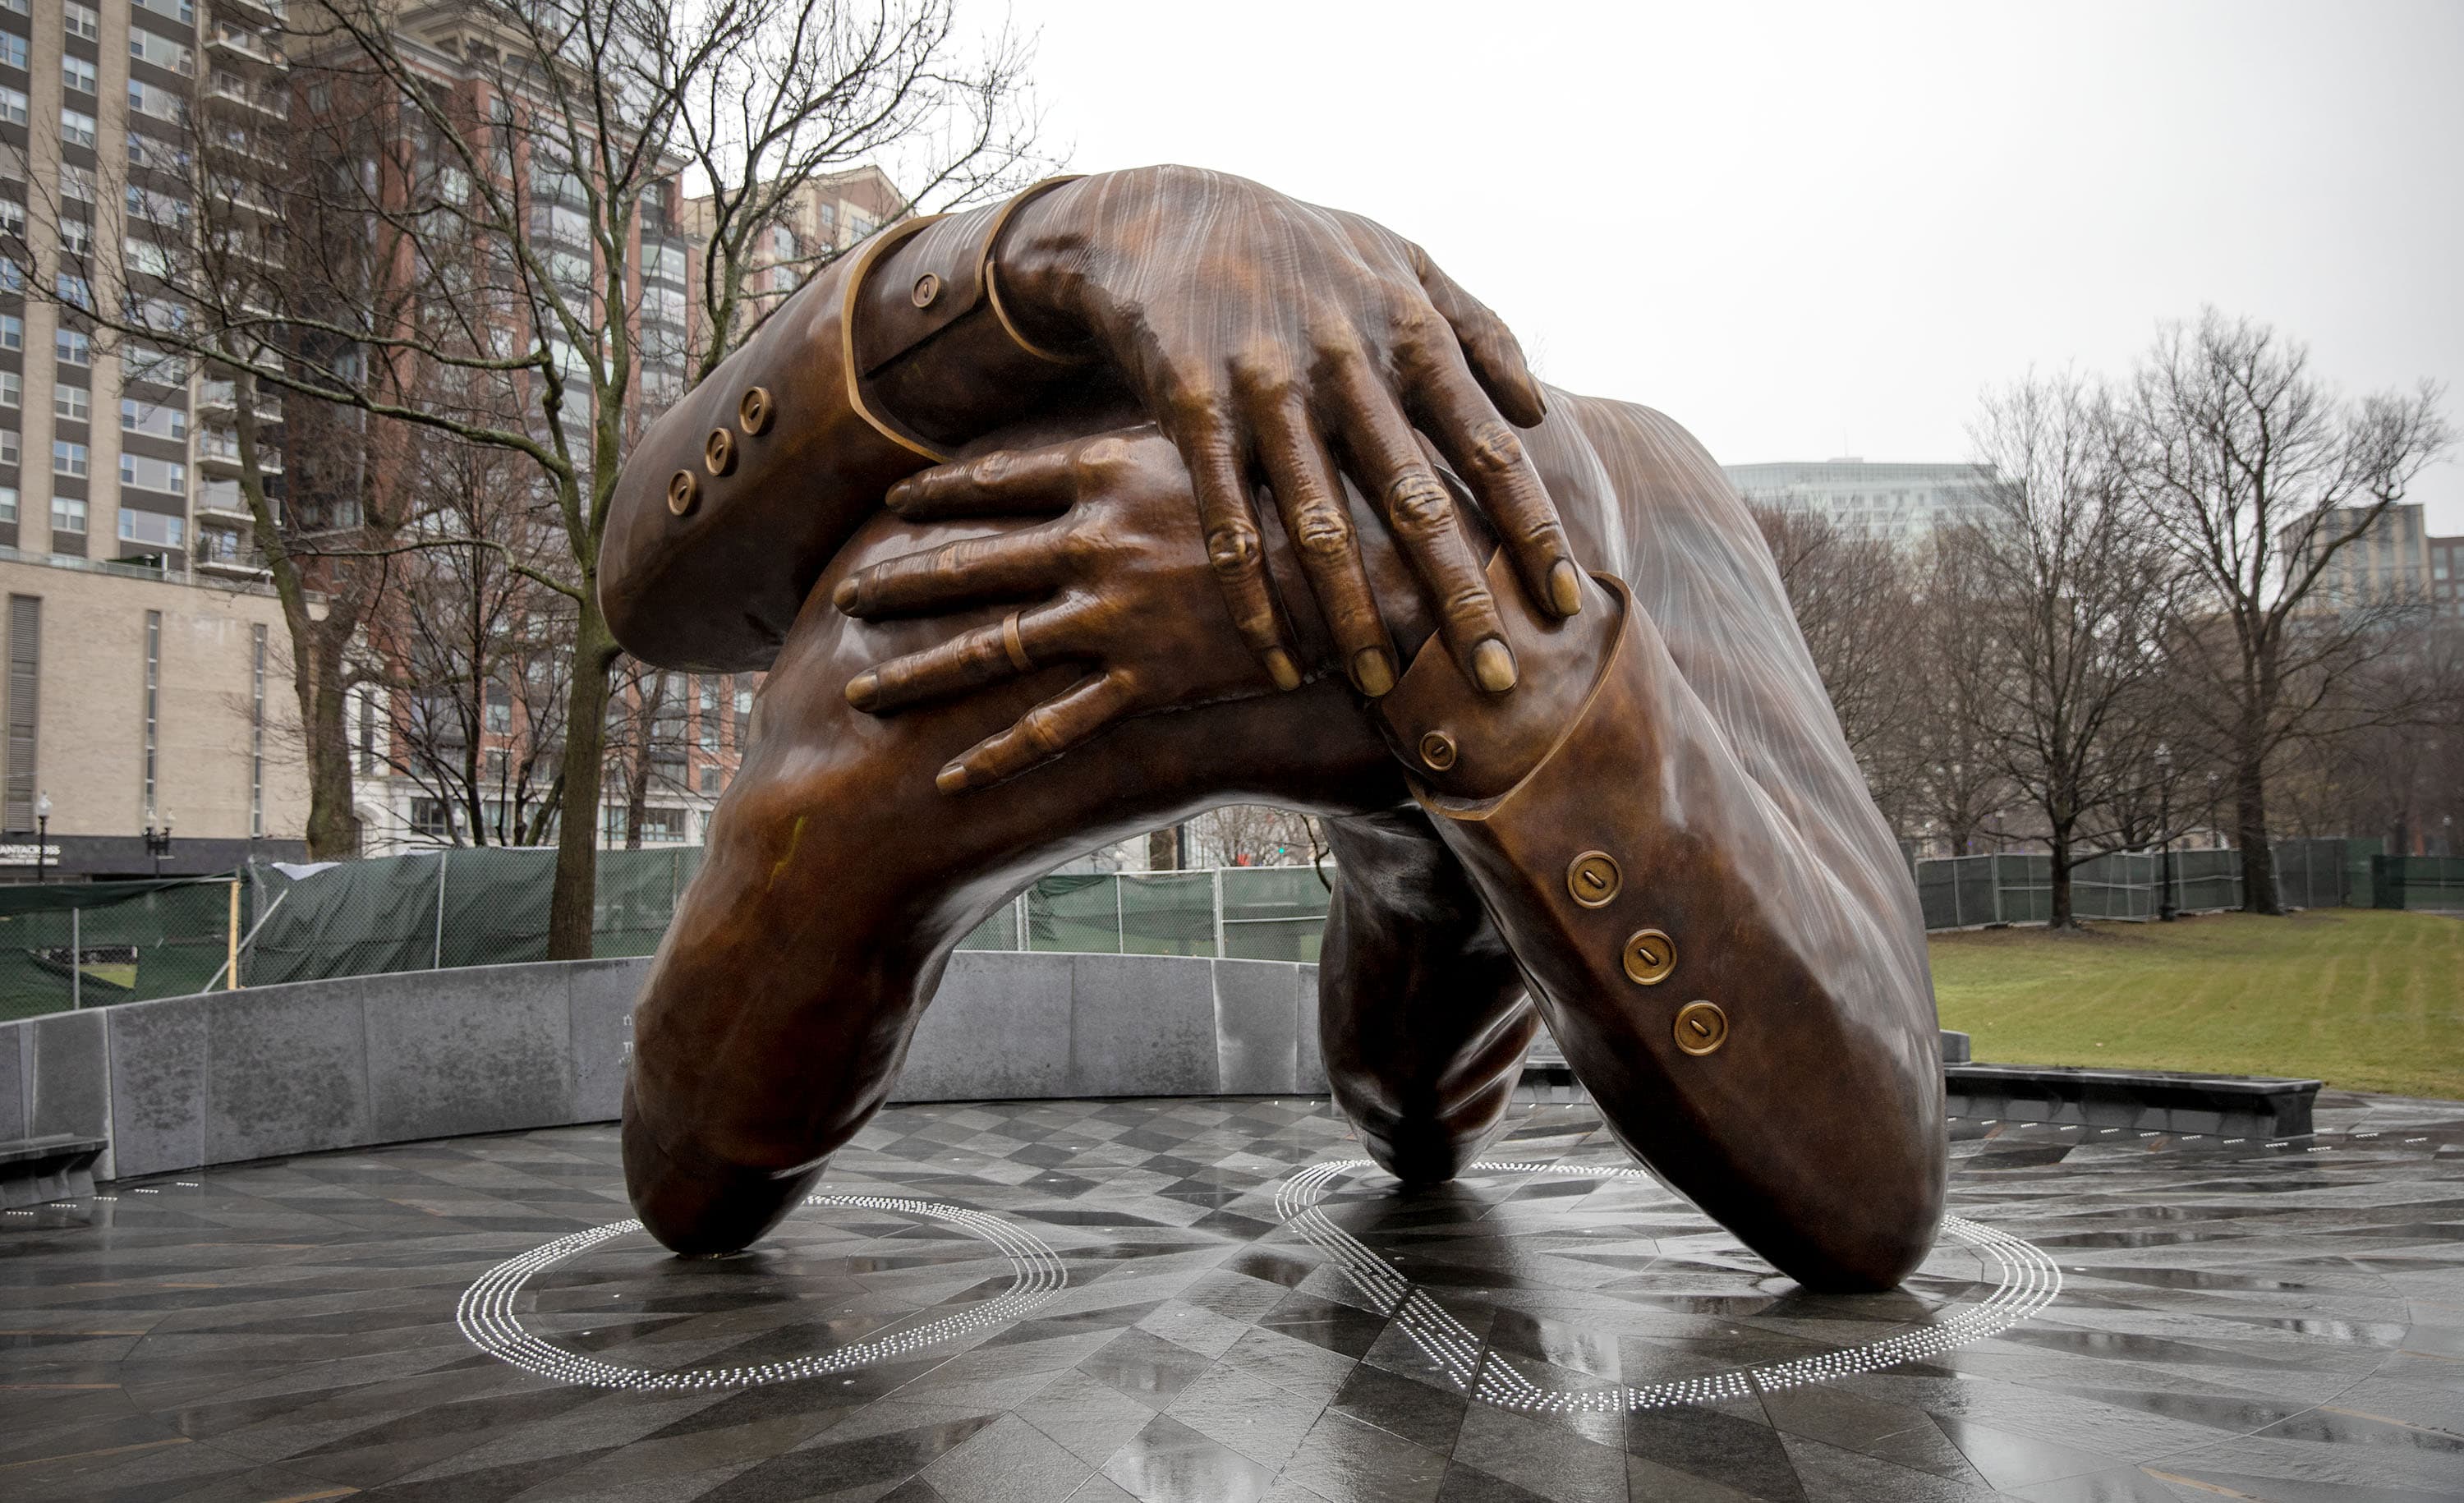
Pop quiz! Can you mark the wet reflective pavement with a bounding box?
[3,1090,2461,1501]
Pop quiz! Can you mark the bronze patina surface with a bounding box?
[601,166,1945,1292]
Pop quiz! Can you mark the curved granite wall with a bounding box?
[0,953,1326,1182]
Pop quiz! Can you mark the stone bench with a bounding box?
[1943,1063,2320,1138]
[0,1134,108,1208]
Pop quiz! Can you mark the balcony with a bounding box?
[205,72,287,119]
[197,380,281,421]
[196,548,270,579]
[213,0,287,30]
[206,23,284,67]
[199,430,283,476]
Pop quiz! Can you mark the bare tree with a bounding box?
[2123,310,2454,912]
[1942,373,2187,927]
[1753,505,1925,826]
[1187,807,1325,869]
[23,0,1039,952]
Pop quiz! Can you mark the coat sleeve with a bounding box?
[1372,556,1947,1291]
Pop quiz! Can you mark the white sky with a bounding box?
[976,0,2464,531]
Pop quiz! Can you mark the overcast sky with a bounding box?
[972,0,2463,531]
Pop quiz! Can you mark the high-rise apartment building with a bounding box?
[0,0,313,877]
[1722,457,1993,546]
[683,165,904,331]
[2278,502,2448,612]
[2432,531,2462,622]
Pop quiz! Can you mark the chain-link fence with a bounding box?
[0,834,2442,1021]
[955,866,1332,961]
[2374,855,2464,911]
[0,880,242,1023]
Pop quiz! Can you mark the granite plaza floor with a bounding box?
[3,1091,2462,1503]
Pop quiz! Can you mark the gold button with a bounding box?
[1673,1000,1728,1055]
[665,470,699,517]
[1622,927,1675,986]
[1418,730,1458,772]
[912,272,941,308]
[1567,851,1620,908]
[704,428,737,476]
[738,385,774,434]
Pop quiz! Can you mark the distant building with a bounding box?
[1721,458,1993,545]
[2430,530,2462,622]
[2279,503,2439,612]
[683,167,908,333]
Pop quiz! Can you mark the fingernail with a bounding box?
[1548,560,1583,616]
[832,577,861,613]
[1472,637,1517,693]
[1264,648,1302,692]
[844,671,880,711]
[1352,647,1395,697]
[935,763,970,795]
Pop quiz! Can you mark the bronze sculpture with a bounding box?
[602,167,1945,1292]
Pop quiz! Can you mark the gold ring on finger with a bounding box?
[1002,612,1034,673]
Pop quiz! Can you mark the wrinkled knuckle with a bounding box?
[1290,503,1355,561]
[1462,420,1525,476]
[1074,434,1133,479]
[1019,707,1067,756]
[1206,522,1264,577]
[1386,472,1454,533]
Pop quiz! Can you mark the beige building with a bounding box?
[683,166,907,330]
[2283,502,2438,610]
[0,554,308,878]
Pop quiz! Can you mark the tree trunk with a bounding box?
[549,597,618,959]
[297,627,361,860]
[2048,825,2075,930]
[2235,755,2282,915]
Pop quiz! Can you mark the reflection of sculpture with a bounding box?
[601,167,1945,1292]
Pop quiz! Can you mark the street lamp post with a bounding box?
[143,809,174,878]
[34,790,48,882]
[2155,744,2176,922]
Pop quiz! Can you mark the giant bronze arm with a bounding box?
[602,166,1574,691]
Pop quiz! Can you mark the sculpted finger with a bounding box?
[1329,359,1517,694]
[834,522,1073,618]
[1410,352,1579,618]
[885,439,1086,520]
[1413,249,1547,427]
[1175,404,1300,691]
[1254,400,1396,696]
[844,600,1075,715]
[937,671,1141,794]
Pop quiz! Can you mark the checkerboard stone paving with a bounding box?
[3,1092,2462,1503]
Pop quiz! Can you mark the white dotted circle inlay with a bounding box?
[1278,1160,2063,1413]
[455,1194,1067,1390]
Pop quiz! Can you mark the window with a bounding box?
[0,486,14,523]
[0,431,16,466]
[63,1,98,40]
[62,56,95,95]
[59,218,89,254]
[0,85,25,125]
[698,765,720,795]
[0,314,17,350]
[249,624,264,835]
[60,108,95,148]
[653,243,685,282]
[125,342,186,384]
[484,681,510,733]
[0,198,18,237]
[0,372,16,407]
[56,328,89,365]
[53,384,86,421]
[52,439,85,476]
[132,0,191,23]
[117,508,182,547]
[120,397,185,438]
[120,453,184,494]
[127,78,183,123]
[140,609,159,810]
[0,33,24,70]
[126,28,191,75]
[52,494,84,532]
[60,163,94,201]
[0,255,16,292]
[410,797,452,839]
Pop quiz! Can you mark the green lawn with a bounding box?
[1928,908,2464,1101]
